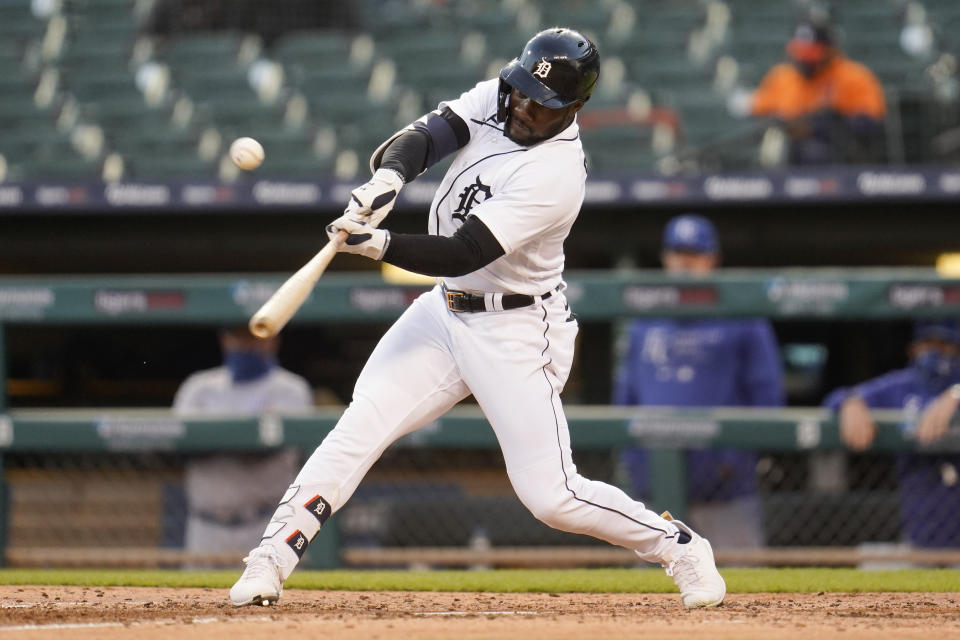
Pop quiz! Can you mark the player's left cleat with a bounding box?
[661,516,726,608]
[229,544,287,607]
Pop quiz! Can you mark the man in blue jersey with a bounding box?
[613,214,785,548]
[823,320,960,547]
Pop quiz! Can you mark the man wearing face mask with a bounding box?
[613,214,785,549]
[749,16,886,165]
[823,320,960,547]
[173,327,313,562]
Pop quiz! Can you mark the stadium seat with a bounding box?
[352,0,430,37]
[10,148,101,180]
[0,94,52,123]
[287,65,372,98]
[63,71,144,104]
[303,91,390,126]
[75,101,185,163]
[399,66,485,109]
[270,30,358,67]
[667,90,739,145]
[535,5,612,35]
[629,57,712,95]
[158,32,248,71]
[127,155,215,180]
[174,69,254,101]
[192,96,283,131]
[106,125,198,156]
[1,126,68,163]
[257,151,335,179]
[374,31,466,76]
[61,0,140,30]
[581,124,657,171]
[0,1,46,39]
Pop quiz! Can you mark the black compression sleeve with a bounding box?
[382,216,506,277]
[378,130,430,183]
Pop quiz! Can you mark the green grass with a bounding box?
[0,568,957,593]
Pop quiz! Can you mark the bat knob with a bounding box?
[249,316,275,339]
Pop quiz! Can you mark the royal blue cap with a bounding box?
[913,319,960,344]
[662,214,719,254]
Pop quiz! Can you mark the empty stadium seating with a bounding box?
[1,0,958,182]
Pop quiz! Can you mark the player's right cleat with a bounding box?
[661,515,726,608]
[229,544,287,607]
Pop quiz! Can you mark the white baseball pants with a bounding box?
[263,285,684,573]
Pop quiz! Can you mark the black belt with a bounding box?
[443,284,558,313]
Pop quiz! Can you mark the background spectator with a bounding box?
[173,326,313,560]
[613,214,785,548]
[823,320,960,548]
[747,16,886,165]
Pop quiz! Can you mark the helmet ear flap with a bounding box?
[497,78,511,122]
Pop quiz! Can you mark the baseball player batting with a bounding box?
[230,27,726,609]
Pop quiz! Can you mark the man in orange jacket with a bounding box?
[751,18,886,165]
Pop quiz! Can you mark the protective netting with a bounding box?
[6,443,957,569]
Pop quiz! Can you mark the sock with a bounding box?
[258,482,339,580]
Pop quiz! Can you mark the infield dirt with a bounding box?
[1,586,958,639]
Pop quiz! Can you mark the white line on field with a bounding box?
[0,616,272,632]
[0,601,151,609]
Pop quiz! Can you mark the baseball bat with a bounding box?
[248,230,347,339]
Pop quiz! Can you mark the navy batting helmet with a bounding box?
[497,27,600,122]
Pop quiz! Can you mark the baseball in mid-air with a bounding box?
[230,137,265,170]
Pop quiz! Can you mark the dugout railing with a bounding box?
[2,407,959,569]
[2,268,960,567]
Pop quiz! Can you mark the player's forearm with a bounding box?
[383,217,505,277]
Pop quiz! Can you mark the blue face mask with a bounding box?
[912,349,959,393]
[224,350,275,383]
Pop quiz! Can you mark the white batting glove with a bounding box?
[326,214,390,260]
[344,168,404,228]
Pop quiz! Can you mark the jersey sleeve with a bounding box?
[439,78,500,141]
[470,154,584,254]
[172,373,205,414]
[822,369,913,411]
[370,79,497,174]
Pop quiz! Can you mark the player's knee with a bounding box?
[520,492,578,532]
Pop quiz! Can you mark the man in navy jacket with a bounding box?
[613,214,784,548]
[823,320,960,547]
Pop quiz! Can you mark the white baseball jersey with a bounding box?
[173,366,312,415]
[429,79,586,296]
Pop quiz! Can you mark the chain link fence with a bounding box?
[6,435,958,568]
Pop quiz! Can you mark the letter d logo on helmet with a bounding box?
[497,27,600,122]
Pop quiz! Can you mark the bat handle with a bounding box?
[330,229,348,249]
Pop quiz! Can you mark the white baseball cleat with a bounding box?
[661,515,726,608]
[229,544,287,607]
